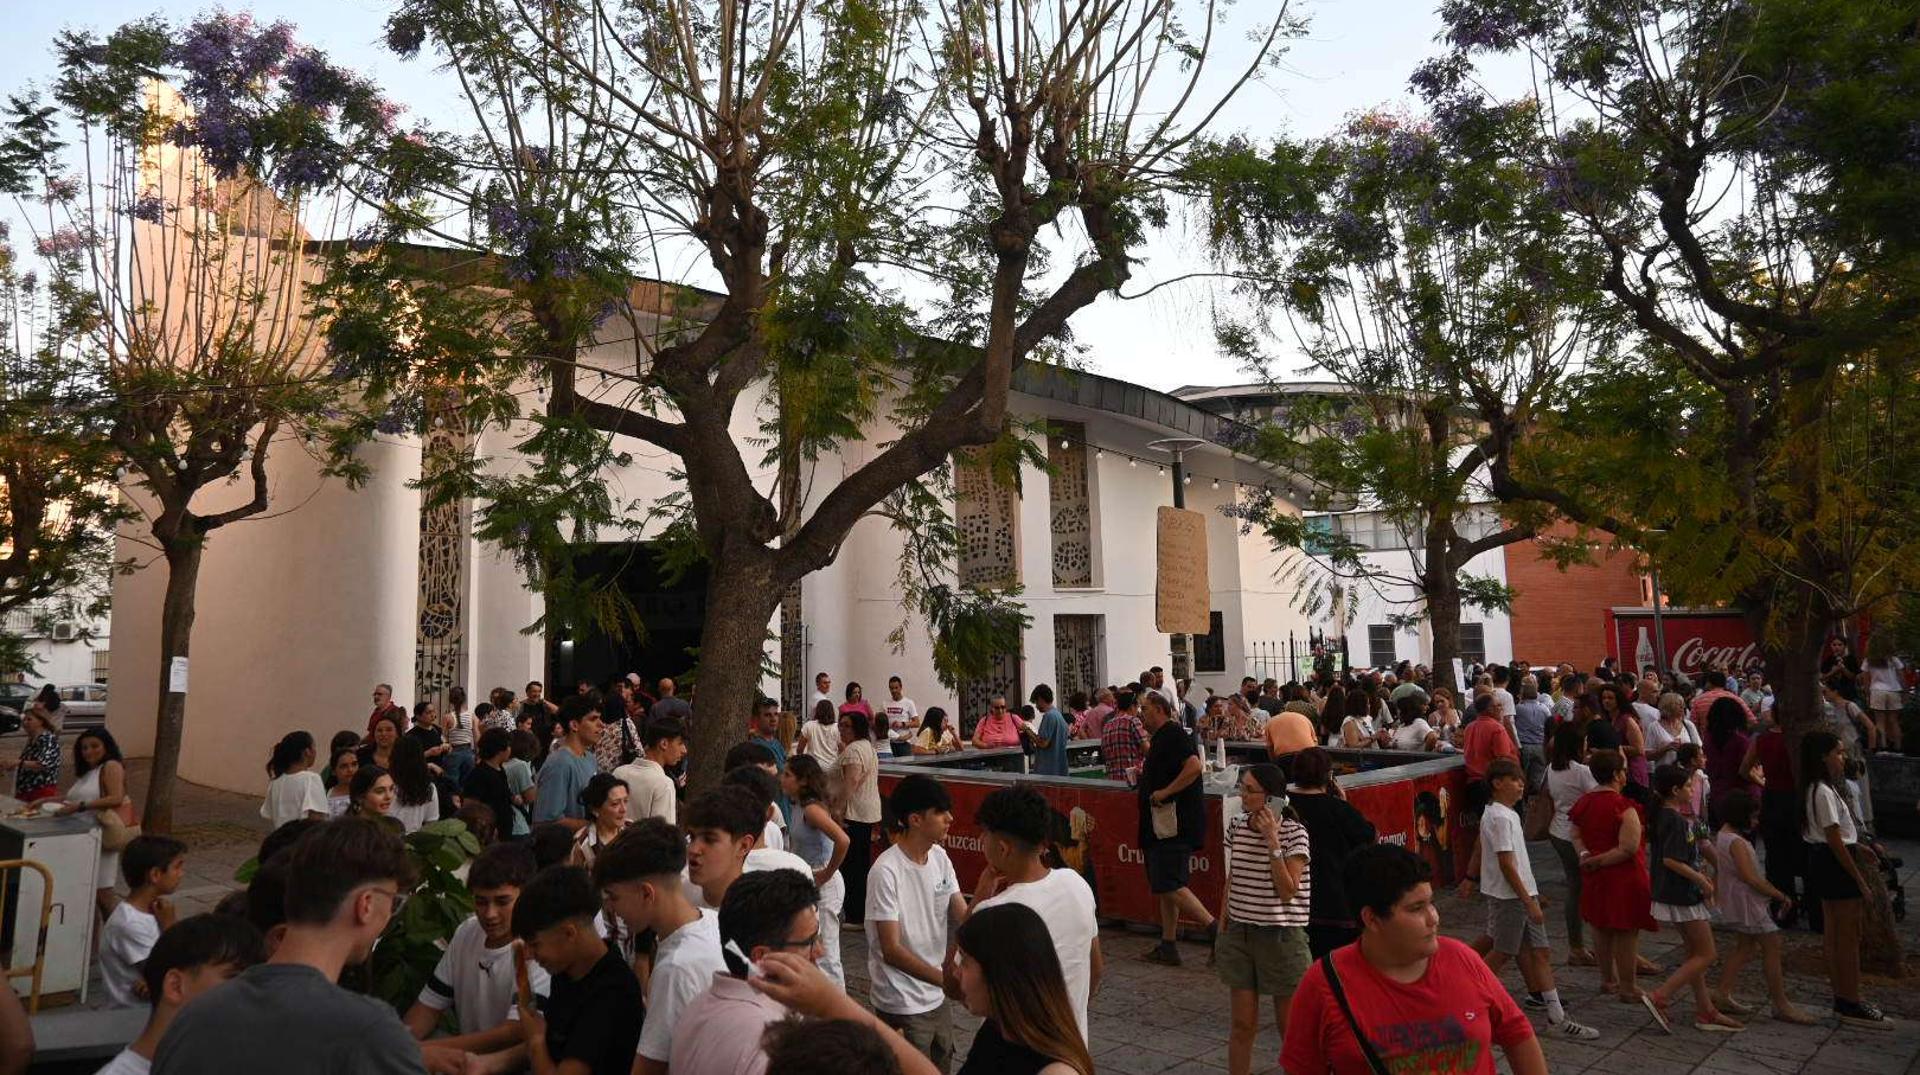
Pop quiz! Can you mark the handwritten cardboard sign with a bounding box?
[1155,506,1211,635]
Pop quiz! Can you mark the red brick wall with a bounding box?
[1504,526,1647,668]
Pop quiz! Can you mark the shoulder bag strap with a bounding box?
[1319,952,1391,1075]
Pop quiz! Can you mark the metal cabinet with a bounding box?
[0,814,101,1003]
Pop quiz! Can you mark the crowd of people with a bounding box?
[0,648,1908,1074]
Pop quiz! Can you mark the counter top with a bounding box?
[878,739,1462,794]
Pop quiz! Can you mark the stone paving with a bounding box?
[114,762,1920,1072]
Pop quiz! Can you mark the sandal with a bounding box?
[1712,994,1753,1017]
[1642,992,1673,1034]
[1568,949,1599,967]
[1694,1010,1745,1032]
[1635,957,1661,976]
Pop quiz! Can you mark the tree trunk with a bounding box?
[142,538,203,834]
[686,546,780,794]
[1427,564,1464,694]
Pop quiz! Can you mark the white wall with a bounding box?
[108,433,424,793]
[1322,544,1515,670]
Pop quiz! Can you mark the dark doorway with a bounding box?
[549,542,710,696]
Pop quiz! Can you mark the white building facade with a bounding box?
[107,350,1319,795]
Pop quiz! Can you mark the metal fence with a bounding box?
[1245,631,1348,685]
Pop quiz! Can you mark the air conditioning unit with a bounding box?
[50,622,79,642]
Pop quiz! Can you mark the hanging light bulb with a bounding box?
[1059,439,1070,450]
[1211,479,1220,489]
[1095,448,1104,460]
[1128,457,1136,467]
[1157,465,1165,476]
[1183,474,1192,485]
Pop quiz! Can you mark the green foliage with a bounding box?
[363,819,481,1014]
[1426,0,1920,672]
[1194,105,1606,657]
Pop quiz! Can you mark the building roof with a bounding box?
[1014,364,1320,503]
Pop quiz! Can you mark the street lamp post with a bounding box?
[1644,529,1670,678]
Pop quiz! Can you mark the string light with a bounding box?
[1036,425,1277,498]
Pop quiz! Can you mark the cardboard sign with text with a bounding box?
[1155,506,1210,635]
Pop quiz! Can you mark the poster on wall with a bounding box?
[1155,506,1210,635]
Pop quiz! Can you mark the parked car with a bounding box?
[54,683,108,730]
[0,682,29,734]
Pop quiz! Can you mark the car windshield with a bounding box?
[0,684,32,704]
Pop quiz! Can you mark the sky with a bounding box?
[9,0,1516,394]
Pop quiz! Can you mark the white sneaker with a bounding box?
[1549,1017,1600,1040]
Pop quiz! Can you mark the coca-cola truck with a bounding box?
[1604,607,1764,678]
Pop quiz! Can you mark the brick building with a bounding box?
[1502,523,1649,668]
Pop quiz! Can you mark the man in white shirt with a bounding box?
[969,784,1101,1040]
[594,817,726,1075]
[682,785,814,911]
[612,717,686,825]
[1148,666,1179,716]
[868,776,968,1073]
[98,914,265,1075]
[1633,674,1664,738]
[1488,665,1518,740]
[811,671,835,713]
[402,844,551,1069]
[882,676,920,740]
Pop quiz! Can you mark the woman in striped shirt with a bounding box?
[1215,763,1311,1075]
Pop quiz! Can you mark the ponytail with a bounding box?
[267,731,315,778]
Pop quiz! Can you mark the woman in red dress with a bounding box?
[1570,749,1656,1003]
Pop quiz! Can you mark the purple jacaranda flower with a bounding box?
[386,14,427,57]
[127,194,168,222]
[283,51,348,109]
[34,228,90,256]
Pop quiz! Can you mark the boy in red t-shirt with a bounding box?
[1282,844,1544,1075]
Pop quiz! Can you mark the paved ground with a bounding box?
[99,763,1920,1072]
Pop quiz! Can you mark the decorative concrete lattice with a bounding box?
[414,401,471,708]
[1048,423,1093,588]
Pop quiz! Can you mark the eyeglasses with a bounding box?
[775,931,821,951]
[370,888,411,917]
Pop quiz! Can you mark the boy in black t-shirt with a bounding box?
[511,865,643,1075]
[462,728,519,839]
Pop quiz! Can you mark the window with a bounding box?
[1193,611,1226,673]
[1367,624,1397,669]
[1052,615,1103,702]
[1459,623,1487,665]
[90,650,110,684]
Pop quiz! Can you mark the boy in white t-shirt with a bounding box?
[971,783,1101,1041]
[867,775,968,1074]
[616,802,730,1074]
[882,676,920,740]
[1472,759,1598,1041]
[96,913,265,1075]
[402,844,551,1069]
[100,836,188,1009]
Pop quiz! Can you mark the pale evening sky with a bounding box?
[10,0,1528,393]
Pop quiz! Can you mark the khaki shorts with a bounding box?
[1213,920,1309,995]
[877,1003,955,1074]
[1486,896,1549,956]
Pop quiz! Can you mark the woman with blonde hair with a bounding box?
[952,902,1096,1074]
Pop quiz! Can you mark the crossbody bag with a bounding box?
[1319,952,1391,1075]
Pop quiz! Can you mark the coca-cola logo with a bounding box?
[1672,636,1762,676]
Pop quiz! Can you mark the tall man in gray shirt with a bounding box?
[155,818,427,1075]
